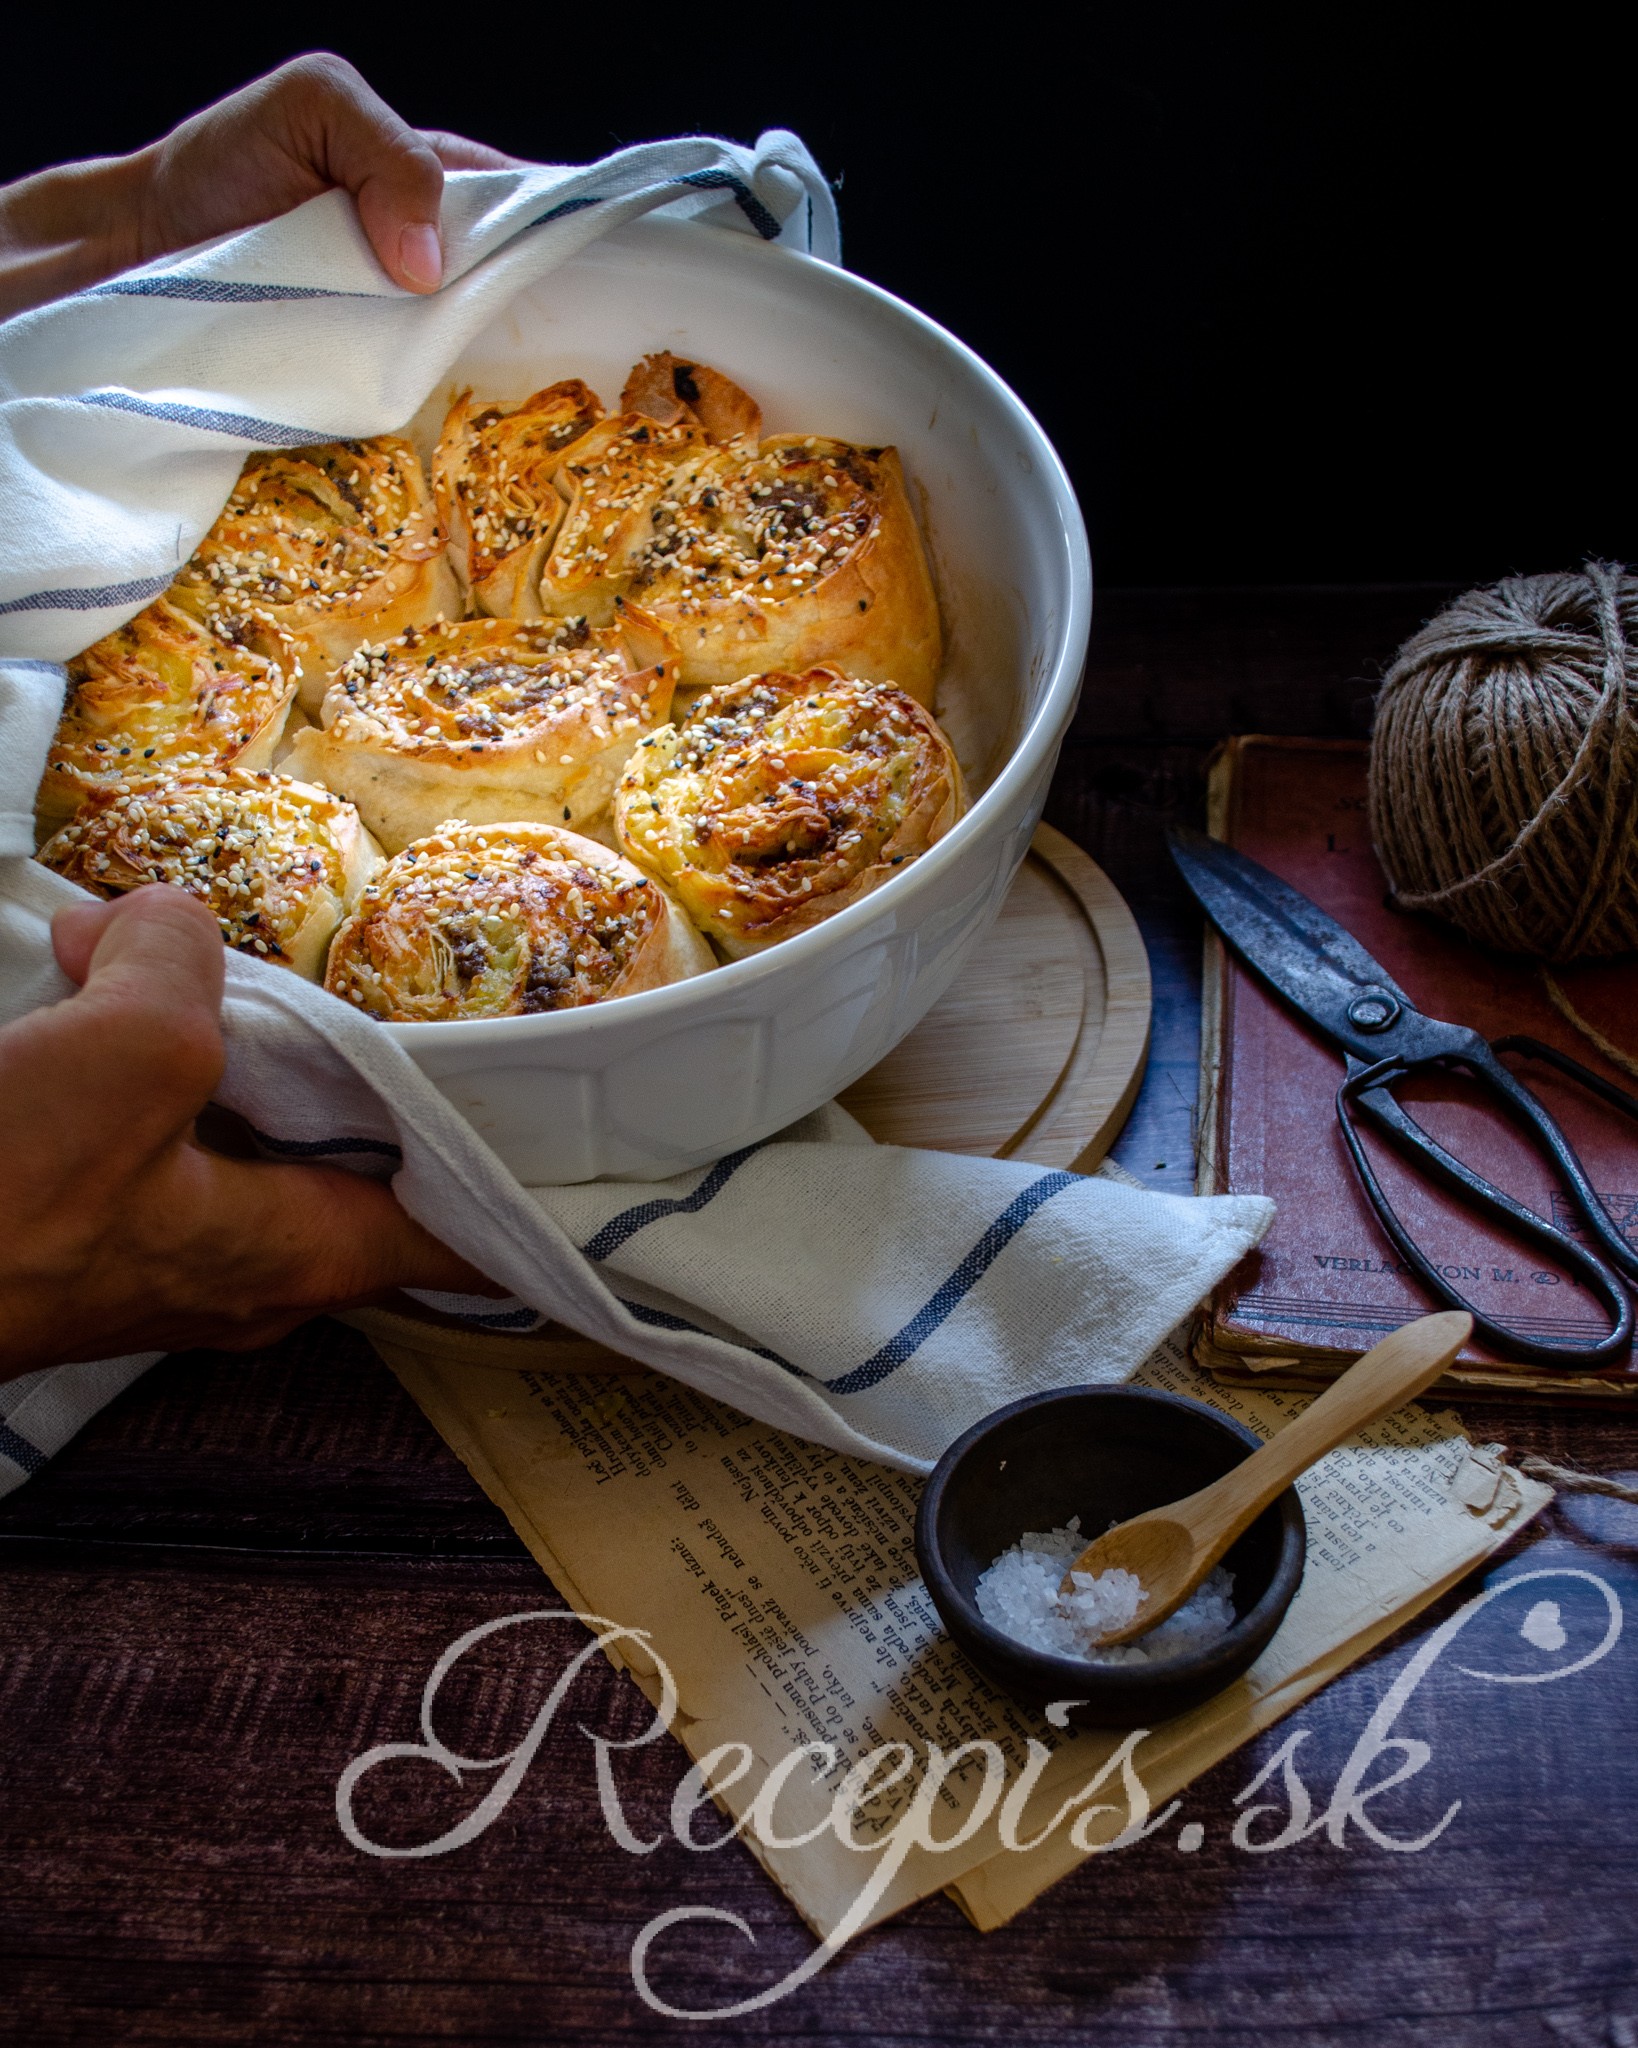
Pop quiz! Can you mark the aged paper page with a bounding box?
[947,1341,1540,1926]
[373,1321,1548,1944]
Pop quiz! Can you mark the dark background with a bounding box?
[5,7,1632,591]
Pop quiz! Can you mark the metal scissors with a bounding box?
[1169,824,1638,1368]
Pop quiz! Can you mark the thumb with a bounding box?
[46,886,227,1143]
[349,132,446,295]
[277,54,447,291]
[54,884,224,1004]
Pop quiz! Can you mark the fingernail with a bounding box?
[399,221,442,292]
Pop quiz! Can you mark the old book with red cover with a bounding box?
[1198,736,1638,1398]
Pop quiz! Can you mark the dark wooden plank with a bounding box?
[1,1517,1633,2045]
[1046,743,1211,1199]
[0,1322,528,1558]
[1074,583,1459,744]
[1060,579,1454,1192]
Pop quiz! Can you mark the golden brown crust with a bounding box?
[170,436,460,711]
[36,599,297,837]
[283,608,679,853]
[432,380,604,617]
[620,353,762,442]
[537,414,712,627]
[516,362,941,700]
[614,666,964,957]
[325,820,712,1021]
[37,768,382,980]
[553,425,942,704]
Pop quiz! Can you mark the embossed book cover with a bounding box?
[1198,736,1638,1397]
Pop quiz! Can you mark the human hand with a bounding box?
[0,53,523,318]
[136,54,523,292]
[0,886,496,1381]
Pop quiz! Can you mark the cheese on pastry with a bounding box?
[36,598,296,837]
[170,436,459,711]
[432,379,603,617]
[325,821,712,1021]
[37,768,382,980]
[614,666,964,957]
[284,609,679,853]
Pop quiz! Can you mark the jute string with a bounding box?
[1368,562,1638,962]
[1541,970,1638,1084]
[1517,1453,1638,1504]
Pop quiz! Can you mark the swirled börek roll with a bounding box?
[325,822,712,1021]
[621,352,762,443]
[537,414,713,626]
[171,436,459,711]
[284,609,679,853]
[621,434,942,705]
[432,379,604,617]
[37,769,382,980]
[36,599,297,837]
[613,667,964,957]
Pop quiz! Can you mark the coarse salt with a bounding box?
[974,1516,1236,1666]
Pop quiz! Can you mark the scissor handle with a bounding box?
[1471,1036,1638,1285]
[1336,1049,1634,1369]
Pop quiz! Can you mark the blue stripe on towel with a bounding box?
[0,571,172,617]
[74,390,324,447]
[619,1299,796,1372]
[819,1171,1078,1395]
[609,1168,1078,1396]
[530,195,605,226]
[580,1143,765,1262]
[671,170,783,241]
[0,659,67,676]
[87,279,365,304]
[620,1302,698,1334]
[459,1306,544,1331]
[0,1422,47,1476]
[248,1126,404,1162]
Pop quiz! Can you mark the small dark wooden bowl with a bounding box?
[915,1386,1307,1727]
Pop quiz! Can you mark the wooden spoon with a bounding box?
[1058,1309,1473,1645]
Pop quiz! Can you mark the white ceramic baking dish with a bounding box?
[392,214,1092,1182]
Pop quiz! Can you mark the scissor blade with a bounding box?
[1168,826,1411,1044]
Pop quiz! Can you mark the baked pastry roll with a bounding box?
[537,413,713,626]
[36,598,296,836]
[541,361,941,702]
[621,352,763,442]
[171,436,459,711]
[37,768,382,980]
[325,821,712,1021]
[614,666,964,957]
[620,433,942,705]
[284,609,678,853]
[432,380,603,616]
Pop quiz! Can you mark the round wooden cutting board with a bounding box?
[349,824,1152,1369]
[839,823,1151,1171]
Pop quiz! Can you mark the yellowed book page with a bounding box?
[947,1342,1550,1925]
[947,1533,1498,1929]
[378,1338,1055,1940]
[369,1320,1548,1959]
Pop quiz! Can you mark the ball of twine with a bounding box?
[1367,561,1638,962]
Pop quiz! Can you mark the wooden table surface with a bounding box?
[5,588,1636,2048]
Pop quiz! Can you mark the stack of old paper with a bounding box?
[362,1310,1549,1946]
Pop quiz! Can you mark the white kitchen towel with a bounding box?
[0,132,1273,1494]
